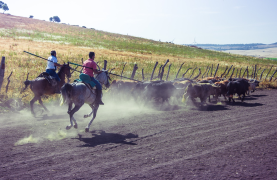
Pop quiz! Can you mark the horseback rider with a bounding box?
[83,52,104,105]
[46,50,62,93]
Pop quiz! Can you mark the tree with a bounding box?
[29,15,33,18]
[53,16,60,23]
[49,16,60,23]
[0,1,4,8]
[2,2,8,13]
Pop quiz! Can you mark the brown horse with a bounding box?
[22,63,71,115]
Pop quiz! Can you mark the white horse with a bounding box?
[60,71,110,132]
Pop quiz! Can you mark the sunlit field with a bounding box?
[0,14,277,105]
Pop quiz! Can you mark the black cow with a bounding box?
[131,80,164,101]
[226,78,249,102]
[142,81,176,105]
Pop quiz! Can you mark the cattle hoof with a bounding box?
[85,128,89,132]
[74,124,78,129]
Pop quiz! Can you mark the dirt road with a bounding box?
[1,89,277,179]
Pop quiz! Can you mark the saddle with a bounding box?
[74,73,96,89]
[37,72,57,87]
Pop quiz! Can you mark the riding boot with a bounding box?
[96,89,104,105]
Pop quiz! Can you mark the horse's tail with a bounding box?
[60,83,73,106]
[21,80,32,94]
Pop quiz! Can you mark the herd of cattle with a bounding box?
[107,76,260,107]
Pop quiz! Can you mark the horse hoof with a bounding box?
[74,124,78,129]
[66,126,72,130]
[84,115,88,118]
[85,128,89,132]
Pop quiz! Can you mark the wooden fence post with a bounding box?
[230,68,235,78]
[103,60,107,70]
[256,67,261,79]
[264,65,273,81]
[242,66,248,78]
[193,68,201,80]
[130,64,138,79]
[260,69,266,80]
[175,62,184,79]
[166,64,172,81]
[150,62,158,80]
[224,65,233,78]
[141,69,145,81]
[159,59,169,81]
[0,57,5,92]
[253,65,257,79]
[182,68,192,78]
[202,65,209,78]
[5,71,13,93]
[120,62,127,79]
[189,67,197,78]
[157,65,163,79]
[213,64,219,77]
[235,69,238,78]
[206,67,211,77]
[238,68,242,78]
[80,58,84,73]
[210,64,213,77]
[269,68,277,81]
[220,66,228,78]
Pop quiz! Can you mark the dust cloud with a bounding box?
[8,97,153,146]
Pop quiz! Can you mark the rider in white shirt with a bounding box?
[46,50,62,93]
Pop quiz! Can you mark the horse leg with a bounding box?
[66,104,82,130]
[30,95,39,115]
[67,102,73,114]
[85,104,99,132]
[38,97,49,112]
[84,106,93,118]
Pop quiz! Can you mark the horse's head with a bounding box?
[95,70,110,89]
[61,62,72,78]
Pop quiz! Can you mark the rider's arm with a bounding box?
[54,63,62,67]
[93,69,102,74]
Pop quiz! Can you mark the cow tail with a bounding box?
[182,85,190,102]
[60,83,73,106]
[182,94,186,103]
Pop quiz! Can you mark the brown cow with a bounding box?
[182,83,220,106]
[214,80,229,100]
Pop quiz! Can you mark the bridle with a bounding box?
[95,70,110,90]
[102,70,111,90]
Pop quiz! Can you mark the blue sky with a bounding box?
[3,0,277,45]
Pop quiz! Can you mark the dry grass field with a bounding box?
[0,13,277,105]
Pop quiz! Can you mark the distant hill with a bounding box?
[185,43,277,51]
